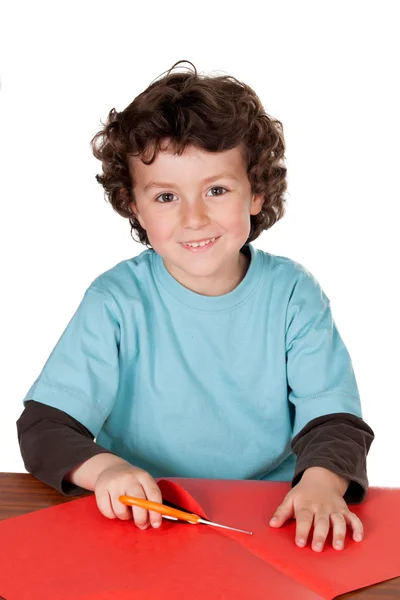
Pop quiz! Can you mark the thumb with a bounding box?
[269,496,294,527]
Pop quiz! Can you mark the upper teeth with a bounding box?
[184,237,216,248]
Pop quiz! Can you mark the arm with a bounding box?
[291,412,375,503]
[272,267,375,550]
[17,400,163,528]
[17,400,120,495]
[270,413,374,551]
[18,287,122,495]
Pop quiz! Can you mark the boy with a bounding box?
[17,60,374,553]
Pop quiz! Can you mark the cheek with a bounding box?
[218,202,252,232]
[141,211,175,245]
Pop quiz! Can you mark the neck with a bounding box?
[164,251,250,297]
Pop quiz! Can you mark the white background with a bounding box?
[0,1,399,485]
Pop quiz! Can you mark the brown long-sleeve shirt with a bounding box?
[17,400,374,503]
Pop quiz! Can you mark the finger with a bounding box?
[126,483,149,531]
[95,489,117,520]
[294,508,314,548]
[344,511,364,542]
[119,485,149,529]
[329,512,347,550]
[138,473,163,529]
[269,499,294,528]
[110,489,137,521]
[311,513,331,552]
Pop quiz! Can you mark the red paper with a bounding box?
[0,479,399,600]
[159,479,400,597]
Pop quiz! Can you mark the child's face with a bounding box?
[129,141,263,295]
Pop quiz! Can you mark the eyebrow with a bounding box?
[143,172,239,192]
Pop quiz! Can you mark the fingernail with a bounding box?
[270,517,277,524]
[354,534,362,542]
[335,540,344,549]
[315,542,323,551]
[152,522,161,528]
[297,539,306,547]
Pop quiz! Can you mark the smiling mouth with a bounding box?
[181,236,219,248]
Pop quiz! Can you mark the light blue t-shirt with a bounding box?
[23,244,362,482]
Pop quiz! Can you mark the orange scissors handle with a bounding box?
[118,495,200,524]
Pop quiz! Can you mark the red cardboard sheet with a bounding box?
[0,478,399,600]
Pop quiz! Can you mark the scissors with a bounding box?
[119,495,253,535]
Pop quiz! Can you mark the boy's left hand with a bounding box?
[269,466,364,552]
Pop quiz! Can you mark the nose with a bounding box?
[180,198,210,229]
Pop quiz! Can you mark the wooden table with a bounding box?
[0,472,399,599]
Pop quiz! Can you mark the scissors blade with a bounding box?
[198,518,253,535]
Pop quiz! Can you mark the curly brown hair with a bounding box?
[90,60,288,248]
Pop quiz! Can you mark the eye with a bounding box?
[155,192,176,203]
[207,186,228,196]
[155,187,228,203]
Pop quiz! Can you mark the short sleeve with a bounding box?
[285,268,362,438]
[23,287,121,437]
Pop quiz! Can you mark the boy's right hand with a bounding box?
[94,462,163,530]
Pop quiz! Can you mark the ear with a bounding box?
[250,193,264,216]
[129,201,145,229]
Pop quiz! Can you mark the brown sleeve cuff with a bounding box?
[16,400,116,496]
[291,413,375,504]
